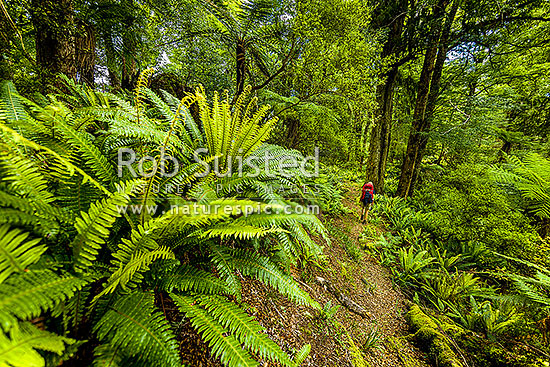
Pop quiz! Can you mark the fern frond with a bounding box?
[0,123,110,195]
[52,115,117,187]
[93,343,124,367]
[0,81,26,124]
[94,246,174,300]
[231,249,319,308]
[158,264,230,295]
[72,181,136,272]
[199,295,295,366]
[293,344,311,366]
[171,293,258,367]
[159,89,203,143]
[0,152,55,204]
[198,224,281,240]
[0,322,75,367]
[209,245,242,297]
[0,208,59,234]
[0,270,88,331]
[94,291,180,367]
[0,225,46,284]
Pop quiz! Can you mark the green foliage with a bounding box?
[0,80,324,366]
[0,225,45,283]
[0,322,76,367]
[410,163,541,260]
[493,153,550,221]
[94,292,180,367]
[0,270,88,331]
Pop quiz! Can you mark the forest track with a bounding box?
[180,182,430,366]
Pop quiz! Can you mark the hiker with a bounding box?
[360,181,375,224]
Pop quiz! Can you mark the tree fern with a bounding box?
[94,291,180,367]
[0,225,46,283]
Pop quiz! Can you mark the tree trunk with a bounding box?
[75,20,96,86]
[364,6,406,193]
[365,67,399,192]
[32,0,76,84]
[236,40,246,97]
[120,0,137,90]
[103,29,120,89]
[407,1,459,195]
[396,0,452,198]
[0,14,12,80]
[285,116,300,149]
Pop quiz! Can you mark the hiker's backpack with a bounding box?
[360,183,374,204]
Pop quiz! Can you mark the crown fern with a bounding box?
[0,76,326,367]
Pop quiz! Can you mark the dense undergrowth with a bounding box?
[0,77,344,367]
[357,162,550,366]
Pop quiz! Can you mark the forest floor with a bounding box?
[177,182,431,367]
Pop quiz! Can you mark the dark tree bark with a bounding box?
[397,0,455,198]
[103,28,120,89]
[406,0,459,195]
[32,0,76,84]
[75,20,96,86]
[365,67,399,192]
[236,40,246,97]
[0,15,12,80]
[120,0,138,90]
[364,0,407,193]
[285,116,301,149]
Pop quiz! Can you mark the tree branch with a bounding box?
[251,40,297,91]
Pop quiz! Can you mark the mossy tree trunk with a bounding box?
[397,0,454,198]
[32,0,76,85]
[365,0,406,193]
[236,40,246,97]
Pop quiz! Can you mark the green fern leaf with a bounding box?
[171,293,258,367]
[0,225,46,283]
[0,270,88,331]
[199,295,295,366]
[293,344,311,366]
[52,116,117,186]
[72,182,135,272]
[0,322,75,367]
[0,81,26,124]
[95,246,174,300]
[92,343,124,367]
[158,265,231,295]
[231,249,319,309]
[94,292,180,367]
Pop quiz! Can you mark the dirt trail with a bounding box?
[238,183,430,366]
[179,183,430,366]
